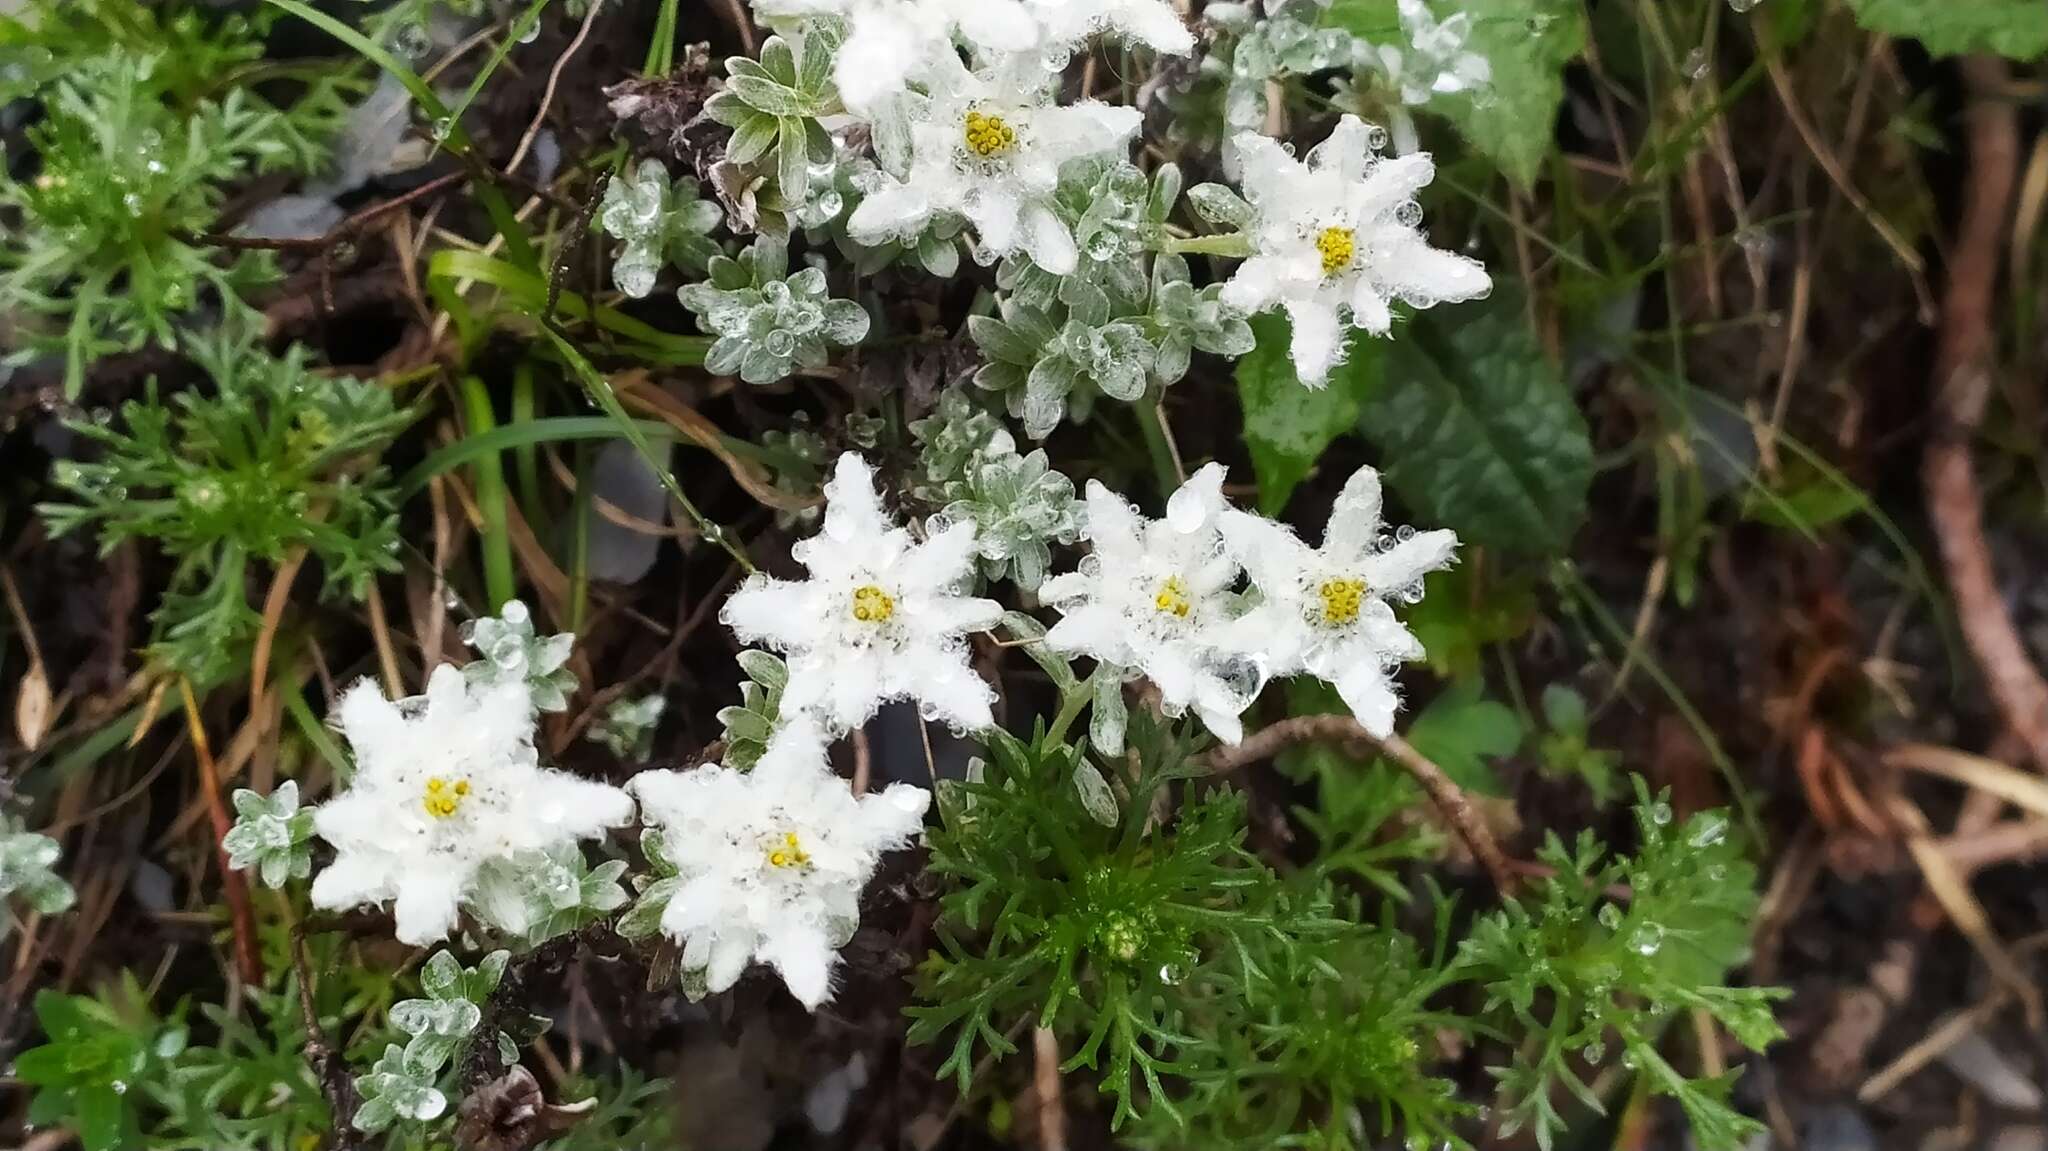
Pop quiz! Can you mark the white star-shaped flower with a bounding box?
[721,452,1004,734]
[751,0,1039,113]
[847,53,1141,275]
[1219,114,1491,385]
[1371,0,1492,152]
[1026,0,1194,54]
[1040,464,1253,743]
[310,665,634,945]
[628,719,930,1008]
[1217,466,1455,736]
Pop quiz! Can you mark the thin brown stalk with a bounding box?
[1923,59,2048,772]
[508,0,605,173]
[179,679,264,986]
[1201,715,1517,895]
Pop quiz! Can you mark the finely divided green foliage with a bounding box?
[14,981,186,1151]
[39,329,416,683]
[0,1,350,393]
[913,711,1339,1128]
[1457,781,1786,1150]
[918,715,1777,1147]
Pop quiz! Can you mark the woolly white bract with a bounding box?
[1219,114,1490,385]
[721,452,1004,733]
[847,53,1141,275]
[1372,0,1491,153]
[1218,465,1455,736]
[1026,0,1195,55]
[628,721,930,1009]
[752,0,1038,113]
[1040,464,1253,743]
[310,665,634,945]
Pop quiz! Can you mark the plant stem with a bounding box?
[1200,713,1519,897]
[1136,388,1183,498]
[460,376,518,611]
[1159,232,1253,258]
[646,0,680,74]
[510,361,546,537]
[1045,669,1097,747]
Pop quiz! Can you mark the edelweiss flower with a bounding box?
[1371,0,1492,153]
[721,452,1004,733]
[1041,464,1253,743]
[1026,0,1194,54]
[750,0,1038,113]
[1217,465,1455,736]
[847,53,1141,275]
[311,666,634,945]
[628,720,930,1008]
[1219,114,1491,385]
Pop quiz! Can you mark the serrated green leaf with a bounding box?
[1842,0,2048,57]
[1235,313,1382,515]
[1361,294,1591,554]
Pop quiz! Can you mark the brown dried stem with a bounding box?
[1923,58,2048,771]
[179,679,264,986]
[1200,715,1517,895]
[290,918,364,1150]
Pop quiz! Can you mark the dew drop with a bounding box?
[1632,922,1664,956]
[1649,800,1673,826]
[1681,47,1710,80]
[1689,814,1727,848]
[1597,902,1622,930]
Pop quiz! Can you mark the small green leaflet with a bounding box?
[1398,679,1523,796]
[1234,313,1384,515]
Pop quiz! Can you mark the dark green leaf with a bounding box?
[1842,0,2048,57]
[1361,293,1592,554]
[1235,313,1383,515]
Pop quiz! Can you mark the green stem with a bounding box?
[544,328,756,574]
[1045,668,1098,747]
[460,376,518,611]
[569,441,593,634]
[646,0,679,74]
[1136,389,1182,499]
[1159,232,1253,258]
[510,361,545,536]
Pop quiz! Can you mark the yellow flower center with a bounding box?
[962,110,1017,159]
[1153,577,1193,619]
[422,776,471,819]
[1317,577,1367,625]
[766,831,811,869]
[1315,226,1356,277]
[851,584,896,623]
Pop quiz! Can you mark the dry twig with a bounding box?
[1923,58,2048,772]
[291,920,364,1150]
[1200,715,1517,895]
